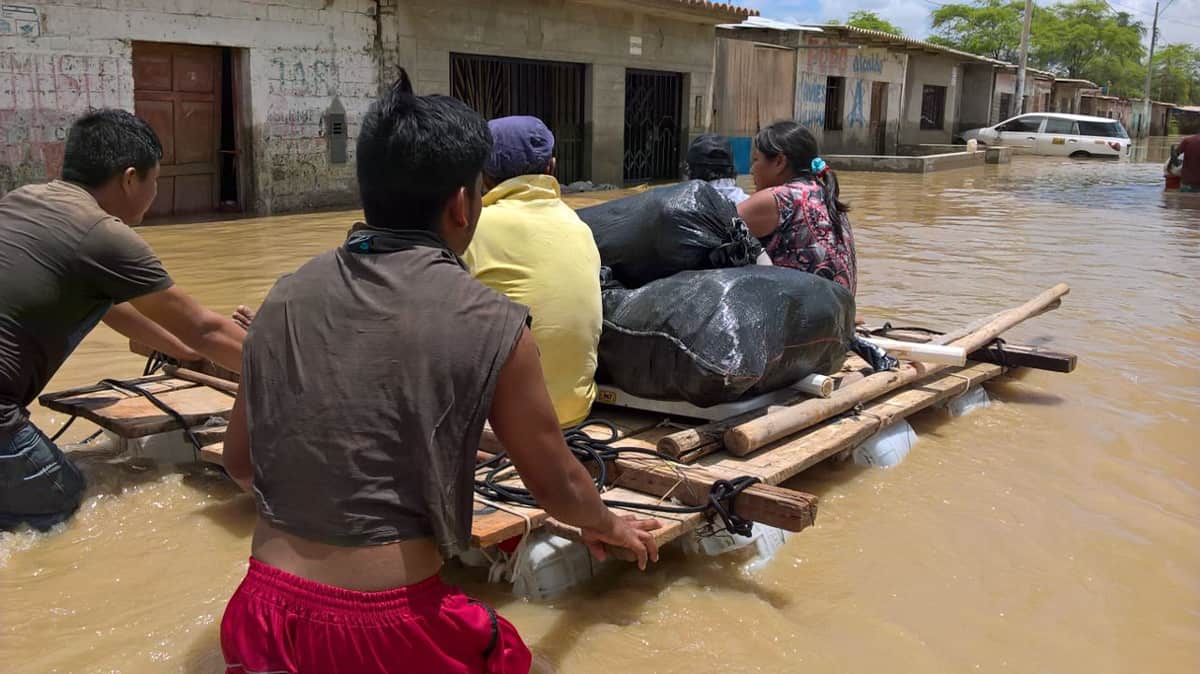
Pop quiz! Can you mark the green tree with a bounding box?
[1033,0,1144,88]
[845,10,904,35]
[1151,43,1200,105]
[928,0,1025,62]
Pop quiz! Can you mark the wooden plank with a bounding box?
[200,441,226,466]
[39,375,234,438]
[608,456,819,533]
[131,340,240,382]
[726,284,1069,455]
[705,362,1004,485]
[865,326,1077,373]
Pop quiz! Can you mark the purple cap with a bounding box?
[484,116,555,181]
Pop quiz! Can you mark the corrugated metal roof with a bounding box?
[669,0,757,17]
[817,24,1007,65]
[1054,78,1100,87]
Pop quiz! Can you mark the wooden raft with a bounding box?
[39,283,1073,559]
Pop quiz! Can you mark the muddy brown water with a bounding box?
[2,142,1198,673]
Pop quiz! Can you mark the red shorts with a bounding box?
[221,558,532,674]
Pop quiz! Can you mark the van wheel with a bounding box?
[1070,151,1091,159]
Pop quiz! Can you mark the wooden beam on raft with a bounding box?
[865,326,1077,374]
[607,456,818,532]
[715,361,1005,484]
[723,284,1069,456]
[130,340,239,382]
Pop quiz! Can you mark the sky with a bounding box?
[737,0,1200,50]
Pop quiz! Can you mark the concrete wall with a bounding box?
[1030,76,1053,112]
[793,35,906,155]
[957,64,994,134]
[0,0,378,212]
[901,53,963,146]
[384,0,718,185]
[1051,84,1090,114]
[2,0,727,208]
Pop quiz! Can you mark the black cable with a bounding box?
[49,415,77,443]
[475,420,762,537]
[99,378,201,460]
[143,350,167,376]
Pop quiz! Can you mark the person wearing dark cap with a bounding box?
[686,133,750,205]
[463,115,603,428]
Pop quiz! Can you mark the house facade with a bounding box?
[0,0,753,215]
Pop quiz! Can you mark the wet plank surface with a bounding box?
[39,375,234,438]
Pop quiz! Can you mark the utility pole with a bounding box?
[1140,1,1160,138]
[1016,0,1033,114]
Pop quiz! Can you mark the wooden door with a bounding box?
[869,81,888,154]
[753,45,796,130]
[133,43,221,218]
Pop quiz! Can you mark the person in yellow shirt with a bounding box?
[463,116,602,428]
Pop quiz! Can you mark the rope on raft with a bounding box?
[474,419,762,537]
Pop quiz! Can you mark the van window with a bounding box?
[1077,120,1129,138]
[1000,116,1044,133]
[1044,118,1076,134]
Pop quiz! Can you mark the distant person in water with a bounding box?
[686,133,750,205]
[737,120,857,293]
[0,109,245,532]
[1178,133,1200,192]
[219,71,659,674]
[463,115,602,428]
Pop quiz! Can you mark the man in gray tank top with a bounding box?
[218,72,660,674]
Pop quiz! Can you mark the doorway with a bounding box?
[623,69,683,183]
[133,42,246,219]
[450,53,587,185]
[869,81,888,154]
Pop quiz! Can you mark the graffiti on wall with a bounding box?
[268,53,337,97]
[0,52,126,191]
[848,80,866,128]
[852,54,883,75]
[796,74,826,130]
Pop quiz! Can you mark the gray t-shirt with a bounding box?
[244,242,528,558]
[0,181,173,443]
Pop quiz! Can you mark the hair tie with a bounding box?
[810,157,828,175]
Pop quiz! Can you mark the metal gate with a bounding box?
[450,53,586,185]
[624,69,683,183]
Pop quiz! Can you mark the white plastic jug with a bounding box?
[852,419,918,468]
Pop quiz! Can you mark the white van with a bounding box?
[961,113,1132,158]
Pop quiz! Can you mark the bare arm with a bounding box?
[489,329,659,568]
[102,303,201,362]
[223,386,253,492]
[129,286,246,373]
[737,188,782,238]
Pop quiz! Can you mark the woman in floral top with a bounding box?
[737,121,856,294]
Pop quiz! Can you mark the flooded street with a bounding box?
[2,145,1198,673]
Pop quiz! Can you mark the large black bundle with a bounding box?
[576,180,762,288]
[598,267,855,407]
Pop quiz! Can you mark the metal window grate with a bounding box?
[624,69,684,183]
[450,53,587,185]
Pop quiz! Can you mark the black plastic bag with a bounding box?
[577,180,762,288]
[598,267,855,407]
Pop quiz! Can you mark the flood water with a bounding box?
[2,142,1198,673]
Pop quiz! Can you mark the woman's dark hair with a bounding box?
[356,68,492,231]
[61,109,163,188]
[754,120,850,217]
